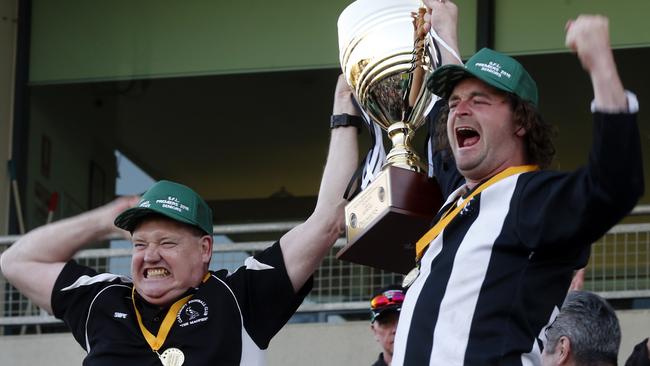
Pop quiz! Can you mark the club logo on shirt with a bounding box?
[459,197,475,216]
[177,299,208,327]
[113,312,128,319]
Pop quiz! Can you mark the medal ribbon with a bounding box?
[131,273,211,352]
[415,165,539,261]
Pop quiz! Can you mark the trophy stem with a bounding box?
[385,122,425,173]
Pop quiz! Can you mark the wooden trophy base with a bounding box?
[336,165,442,274]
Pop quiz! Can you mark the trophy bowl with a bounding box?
[336,0,443,274]
[339,0,435,170]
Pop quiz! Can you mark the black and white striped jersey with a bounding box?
[52,242,310,366]
[393,112,644,365]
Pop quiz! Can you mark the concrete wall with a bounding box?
[267,321,380,365]
[0,0,17,234]
[618,310,650,364]
[0,321,380,366]
[1,311,648,365]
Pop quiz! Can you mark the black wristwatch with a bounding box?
[330,113,363,132]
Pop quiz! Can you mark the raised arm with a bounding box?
[516,15,643,251]
[279,75,359,292]
[565,15,627,111]
[423,0,464,195]
[0,196,137,313]
[423,0,461,67]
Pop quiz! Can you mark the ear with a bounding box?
[557,336,572,364]
[370,323,380,342]
[514,125,527,137]
[199,235,213,264]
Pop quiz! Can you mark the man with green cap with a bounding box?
[386,5,644,366]
[0,82,360,364]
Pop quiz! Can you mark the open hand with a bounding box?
[98,195,141,240]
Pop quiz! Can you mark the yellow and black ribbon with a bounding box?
[415,165,539,261]
[131,273,211,352]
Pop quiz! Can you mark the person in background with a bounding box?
[370,286,406,366]
[569,269,650,366]
[625,339,650,366]
[541,291,620,366]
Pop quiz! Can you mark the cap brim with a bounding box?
[427,64,514,101]
[114,206,201,233]
[427,64,475,101]
[371,304,401,322]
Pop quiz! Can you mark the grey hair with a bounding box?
[545,291,620,366]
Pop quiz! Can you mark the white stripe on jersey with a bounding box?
[392,185,465,366]
[244,257,275,271]
[429,175,518,364]
[521,306,559,366]
[211,274,267,365]
[393,174,522,365]
[61,273,131,291]
[240,327,266,366]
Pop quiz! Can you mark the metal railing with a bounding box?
[0,225,403,329]
[586,223,650,298]
[1,205,649,329]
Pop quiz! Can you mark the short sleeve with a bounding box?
[224,241,312,349]
[51,261,116,349]
[52,260,99,319]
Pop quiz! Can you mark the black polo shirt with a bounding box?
[52,241,311,365]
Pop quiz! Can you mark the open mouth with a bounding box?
[144,268,170,279]
[456,127,480,148]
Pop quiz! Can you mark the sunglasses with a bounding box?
[371,290,405,309]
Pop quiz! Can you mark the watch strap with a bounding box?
[330,113,363,131]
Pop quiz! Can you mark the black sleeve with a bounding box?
[225,241,312,349]
[51,260,102,349]
[514,112,644,251]
[625,338,650,366]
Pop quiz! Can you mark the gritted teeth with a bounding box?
[456,127,480,148]
[145,268,170,279]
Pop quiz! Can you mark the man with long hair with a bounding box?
[382,1,643,364]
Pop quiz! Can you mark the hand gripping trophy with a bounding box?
[336,0,443,274]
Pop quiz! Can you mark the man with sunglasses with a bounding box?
[0,80,360,365]
[370,286,406,366]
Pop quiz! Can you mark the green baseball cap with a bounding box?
[114,180,213,236]
[427,48,538,106]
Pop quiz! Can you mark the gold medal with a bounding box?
[159,347,185,366]
[402,266,420,288]
[132,275,211,365]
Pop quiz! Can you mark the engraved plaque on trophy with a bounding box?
[335,0,443,274]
